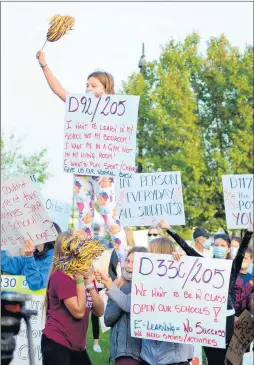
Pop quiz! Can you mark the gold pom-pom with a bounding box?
[54,230,104,276]
[42,14,75,49]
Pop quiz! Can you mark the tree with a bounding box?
[192,35,254,229]
[121,34,253,232]
[1,133,50,183]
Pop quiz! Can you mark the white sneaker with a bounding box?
[93,344,102,353]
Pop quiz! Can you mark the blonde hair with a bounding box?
[43,230,103,315]
[149,237,175,255]
[124,226,136,247]
[148,226,163,236]
[43,233,66,315]
[87,71,115,94]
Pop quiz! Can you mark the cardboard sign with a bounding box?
[43,198,71,231]
[63,93,140,177]
[116,171,185,226]
[222,174,253,229]
[1,176,58,249]
[226,310,254,365]
[131,252,232,348]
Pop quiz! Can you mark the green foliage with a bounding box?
[1,133,50,183]
[122,34,253,233]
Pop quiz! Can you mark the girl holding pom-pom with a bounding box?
[36,49,128,264]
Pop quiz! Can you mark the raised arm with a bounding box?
[159,220,203,257]
[234,224,253,277]
[36,50,67,102]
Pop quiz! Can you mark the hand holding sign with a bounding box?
[131,252,232,348]
[158,219,170,230]
[24,240,35,257]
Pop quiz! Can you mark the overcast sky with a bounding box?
[2,2,253,204]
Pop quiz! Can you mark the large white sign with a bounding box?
[1,176,58,249]
[63,93,140,177]
[116,171,185,226]
[131,252,232,349]
[43,198,71,231]
[222,174,253,229]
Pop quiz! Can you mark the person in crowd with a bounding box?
[147,225,163,244]
[103,246,148,365]
[158,219,254,365]
[41,230,104,365]
[90,222,109,353]
[97,237,194,365]
[93,222,111,249]
[1,222,61,291]
[109,227,136,281]
[234,248,253,318]
[230,235,241,259]
[192,227,213,257]
[36,49,128,265]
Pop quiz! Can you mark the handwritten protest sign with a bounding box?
[115,171,185,226]
[63,93,140,177]
[1,176,58,249]
[131,253,232,348]
[44,198,71,231]
[222,174,253,229]
[1,275,45,365]
[226,310,254,365]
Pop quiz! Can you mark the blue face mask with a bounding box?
[213,246,227,259]
[203,239,213,250]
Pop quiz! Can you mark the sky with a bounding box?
[2,2,253,205]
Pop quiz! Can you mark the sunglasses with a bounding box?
[148,233,159,237]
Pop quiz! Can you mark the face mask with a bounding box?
[203,239,212,249]
[241,262,251,270]
[122,268,132,281]
[148,236,155,244]
[213,247,227,259]
[230,247,238,257]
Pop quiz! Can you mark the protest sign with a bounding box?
[1,275,45,365]
[226,310,254,365]
[44,198,71,231]
[222,174,253,229]
[115,171,185,226]
[29,174,71,231]
[1,176,58,249]
[63,93,140,177]
[131,252,232,348]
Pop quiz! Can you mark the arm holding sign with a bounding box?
[159,220,203,257]
[1,251,25,275]
[23,249,54,291]
[233,224,253,279]
[36,50,67,102]
[104,283,131,327]
[106,284,131,313]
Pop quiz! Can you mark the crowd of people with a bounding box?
[1,219,253,365]
[1,49,253,365]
